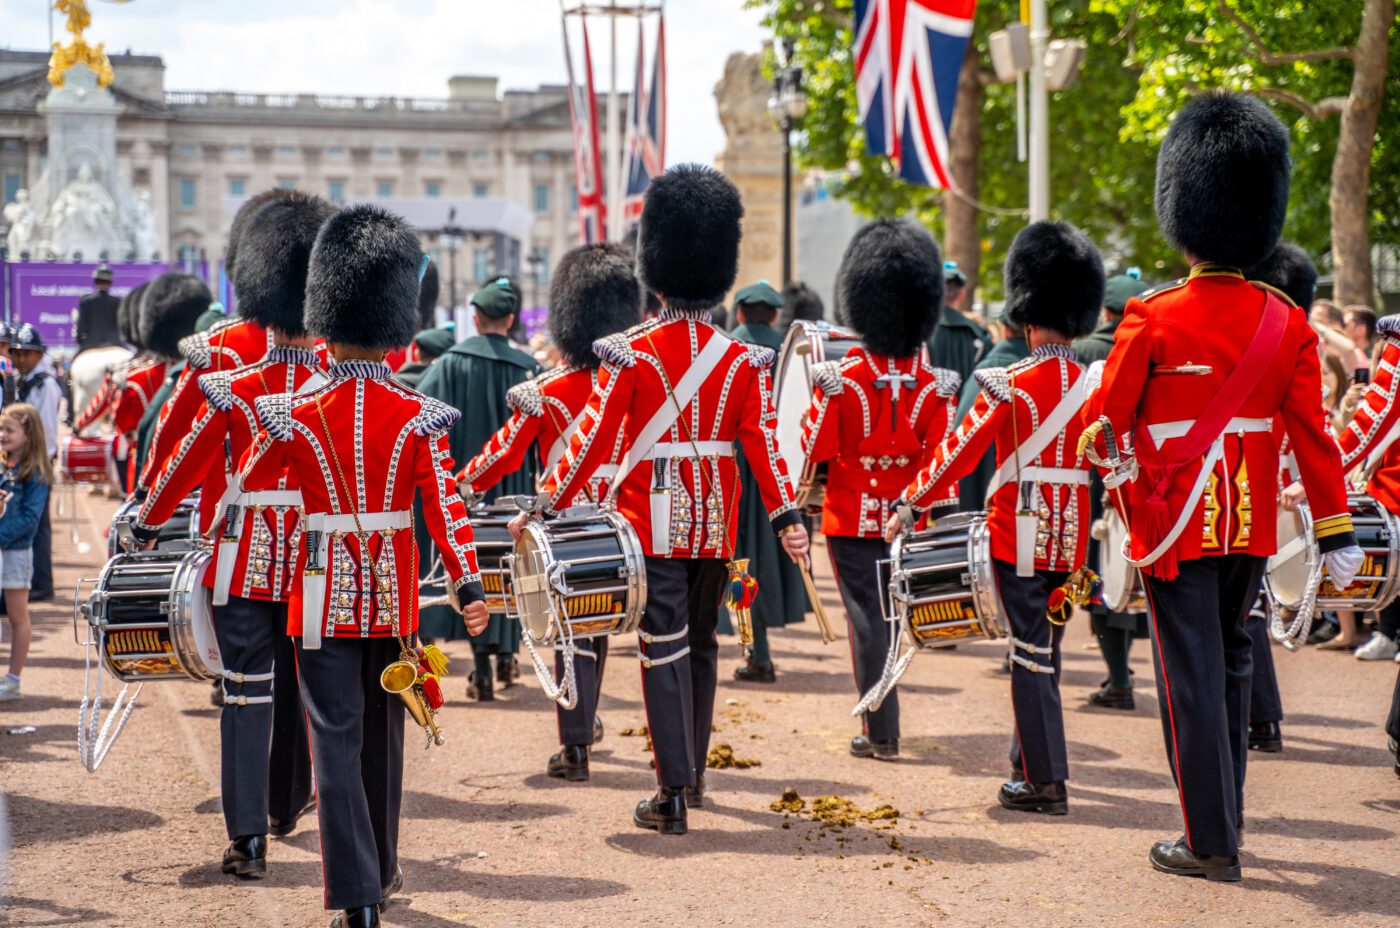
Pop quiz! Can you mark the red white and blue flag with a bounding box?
[623,14,667,225]
[563,12,607,243]
[854,0,976,189]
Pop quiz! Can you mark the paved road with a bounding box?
[3,490,1399,927]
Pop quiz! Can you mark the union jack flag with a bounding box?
[854,0,977,189]
[563,12,607,243]
[623,14,666,225]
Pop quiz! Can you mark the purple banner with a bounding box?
[519,304,548,340]
[5,261,210,352]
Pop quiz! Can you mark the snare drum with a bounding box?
[470,503,517,616]
[80,548,222,683]
[1265,493,1400,614]
[774,320,863,513]
[61,434,117,486]
[509,507,646,644]
[888,512,1005,647]
[1096,507,1147,614]
[108,495,201,558]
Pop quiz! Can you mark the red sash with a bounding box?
[1136,287,1289,579]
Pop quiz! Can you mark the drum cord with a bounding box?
[76,617,143,772]
[510,545,580,710]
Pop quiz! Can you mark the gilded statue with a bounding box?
[48,0,119,90]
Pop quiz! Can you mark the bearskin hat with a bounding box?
[224,187,298,277]
[549,243,642,368]
[305,205,422,350]
[1244,242,1318,309]
[637,164,743,311]
[141,273,213,359]
[118,282,149,349]
[1003,221,1104,339]
[418,259,440,331]
[1155,91,1291,269]
[231,191,339,337]
[836,220,943,357]
[779,281,825,328]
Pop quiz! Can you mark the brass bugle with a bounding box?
[381,659,445,746]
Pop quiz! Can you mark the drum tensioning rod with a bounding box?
[94,621,173,632]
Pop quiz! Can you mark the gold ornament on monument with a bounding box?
[47,0,134,90]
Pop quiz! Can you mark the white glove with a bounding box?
[1324,544,1365,589]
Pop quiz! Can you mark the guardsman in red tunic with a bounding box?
[514,166,807,836]
[74,283,143,431]
[76,283,151,489]
[135,190,291,505]
[129,193,337,880]
[801,219,960,761]
[239,206,488,928]
[890,221,1103,815]
[1081,93,1361,882]
[459,242,639,783]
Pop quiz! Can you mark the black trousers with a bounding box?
[992,560,1069,784]
[1246,597,1283,725]
[1387,667,1400,745]
[556,636,609,747]
[636,557,728,788]
[215,596,313,839]
[828,536,898,743]
[1143,554,1265,859]
[31,496,51,596]
[295,636,404,911]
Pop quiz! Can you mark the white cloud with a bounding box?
[5,0,769,166]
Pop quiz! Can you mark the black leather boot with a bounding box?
[593,715,605,745]
[496,654,519,688]
[1088,682,1135,710]
[997,780,1068,815]
[467,670,494,702]
[221,835,267,879]
[1149,836,1241,882]
[684,774,705,809]
[381,864,404,906]
[1248,721,1283,752]
[633,787,687,835]
[269,796,317,838]
[733,660,776,683]
[849,735,899,759]
[547,744,590,782]
[330,906,381,928]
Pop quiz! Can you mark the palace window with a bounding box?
[534,184,550,214]
[179,177,197,210]
[328,180,345,203]
[377,180,393,197]
[473,183,488,199]
[229,177,246,197]
[425,181,442,198]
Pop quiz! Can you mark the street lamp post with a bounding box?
[526,248,547,313]
[443,206,464,313]
[768,37,807,287]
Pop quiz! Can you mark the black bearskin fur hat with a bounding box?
[836,219,943,357]
[1003,221,1104,339]
[224,187,298,277]
[1155,91,1291,269]
[418,259,440,331]
[779,281,825,328]
[231,191,339,337]
[118,282,149,349]
[637,164,743,311]
[305,205,422,350]
[549,243,642,368]
[1244,242,1318,309]
[141,273,212,359]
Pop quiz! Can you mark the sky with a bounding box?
[3,0,770,167]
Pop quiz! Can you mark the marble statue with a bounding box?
[50,162,120,258]
[131,189,157,261]
[3,189,38,257]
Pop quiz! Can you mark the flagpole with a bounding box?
[605,10,622,241]
[1028,0,1050,221]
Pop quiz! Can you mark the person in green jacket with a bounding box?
[1072,269,1146,365]
[927,261,989,383]
[393,327,454,391]
[416,277,542,700]
[721,281,808,682]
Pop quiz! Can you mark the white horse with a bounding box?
[69,345,133,431]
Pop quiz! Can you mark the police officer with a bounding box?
[75,264,122,353]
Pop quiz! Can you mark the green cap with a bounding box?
[413,327,456,358]
[1104,270,1149,313]
[943,261,967,286]
[734,280,783,309]
[470,277,520,318]
[195,302,226,333]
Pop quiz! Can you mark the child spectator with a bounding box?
[0,403,53,702]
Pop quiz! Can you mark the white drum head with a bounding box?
[187,556,223,675]
[774,326,814,486]
[1098,509,1135,612]
[513,528,558,643]
[1266,504,1313,611]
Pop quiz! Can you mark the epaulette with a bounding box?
[412,396,462,436]
[594,332,637,368]
[178,331,212,370]
[1377,315,1400,339]
[811,360,845,396]
[743,343,776,369]
[1137,278,1188,303]
[1249,280,1299,309]
[974,367,1012,403]
[253,394,295,441]
[197,371,235,413]
[506,379,544,417]
[929,366,962,398]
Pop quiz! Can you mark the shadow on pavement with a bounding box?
[8,794,165,843]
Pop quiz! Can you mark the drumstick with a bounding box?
[797,554,838,644]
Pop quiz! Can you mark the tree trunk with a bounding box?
[1329,0,1392,307]
[944,41,983,299]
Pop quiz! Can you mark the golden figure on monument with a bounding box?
[47,0,132,89]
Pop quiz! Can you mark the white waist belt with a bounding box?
[648,441,734,460]
[239,490,304,508]
[593,464,620,479]
[1016,466,1089,486]
[1148,416,1272,448]
[310,510,412,533]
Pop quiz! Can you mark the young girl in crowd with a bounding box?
[0,403,53,702]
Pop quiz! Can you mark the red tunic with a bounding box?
[1337,318,1400,512]
[1088,265,1354,568]
[904,345,1092,572]
[541,309,801,558]
[801,348,960,537]
[112,359,167,438]
[240,359,483,637]
[139,319,271,496]
[460,365,623,507]
[136,346,327,602]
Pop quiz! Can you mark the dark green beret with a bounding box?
[414,327,456,358]
[943,261,967,286]
[195,303,227,333]
[1104,273,1150,313]
[470,277,520,318]
[734,280,783,309]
